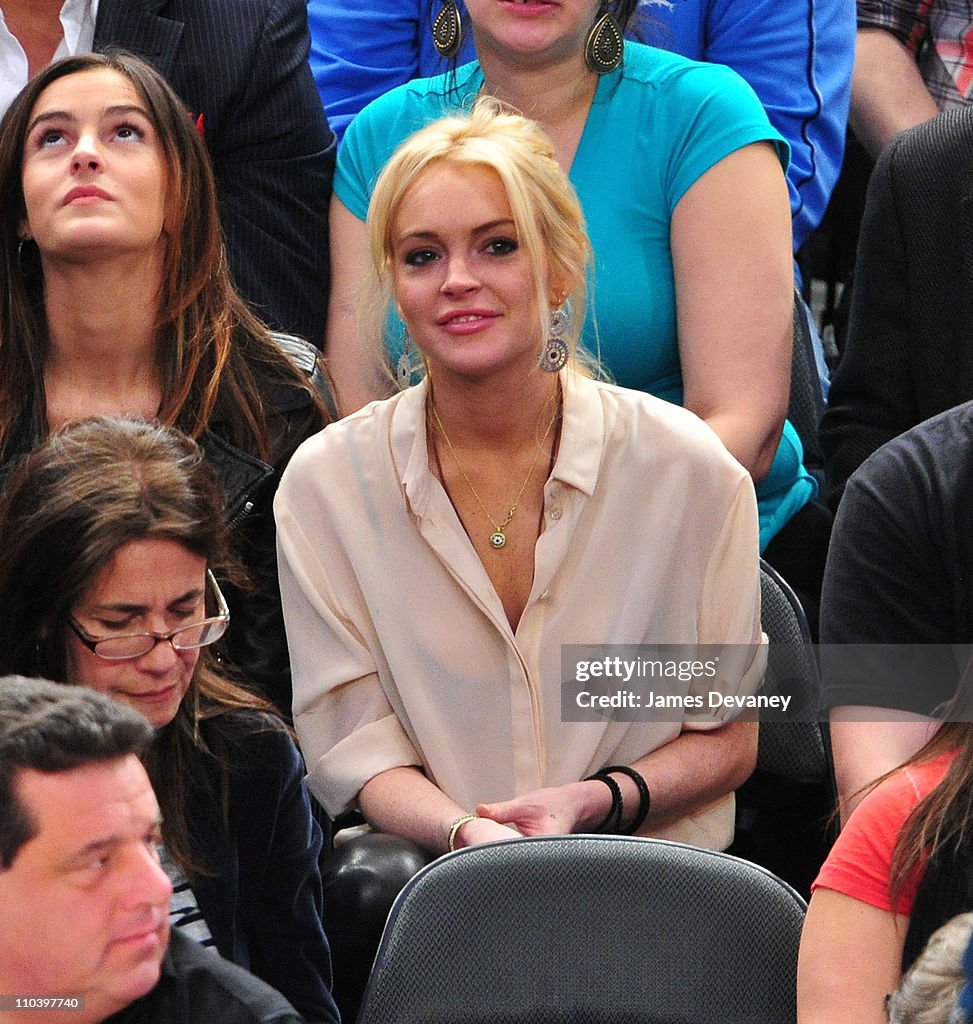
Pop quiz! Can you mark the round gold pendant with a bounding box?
[489,532,506,549]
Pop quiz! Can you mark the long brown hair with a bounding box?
[884,658,973,905]
[0,416,283,880]
[0,51,328,465]
[886,720,973,906]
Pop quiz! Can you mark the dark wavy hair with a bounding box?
[886,720,973,907]
[858,656,973,908]
[0,417,281,880]
[0,50,328,464]
[598,0,641,34]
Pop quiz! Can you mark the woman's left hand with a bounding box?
[477,780,602,836]
[479,722,758,839]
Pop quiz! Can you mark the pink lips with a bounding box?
[499,0,558,14]
[62,185,112,205]
[437,309,500,335]
[129,685,178,704]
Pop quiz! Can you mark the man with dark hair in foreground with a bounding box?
[0,677,306,1024]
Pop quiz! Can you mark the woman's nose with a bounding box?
[71,132,103,174]
[441,255,479,295]
[136,634,181,672]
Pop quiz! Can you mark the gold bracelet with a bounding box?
[446,813,480,852]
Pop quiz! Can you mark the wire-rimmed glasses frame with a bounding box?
[67,570,230,661]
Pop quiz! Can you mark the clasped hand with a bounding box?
[470,780,595,843]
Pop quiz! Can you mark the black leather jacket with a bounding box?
[0,333,330,716]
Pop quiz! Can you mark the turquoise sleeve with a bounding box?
[657,62,790,210]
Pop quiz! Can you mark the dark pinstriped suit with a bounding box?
[94,0,335,346]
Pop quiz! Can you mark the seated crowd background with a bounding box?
[6,2,973,1024]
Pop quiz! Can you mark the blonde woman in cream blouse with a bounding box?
[276,100,766,857]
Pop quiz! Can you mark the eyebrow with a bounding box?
[395,218,516,245]
[64,814,164,867]
[27,103,150,136]
[88,587,205,617]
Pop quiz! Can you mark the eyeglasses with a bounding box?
[68,570,230,661]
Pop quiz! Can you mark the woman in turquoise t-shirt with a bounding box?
[325,0,813,552]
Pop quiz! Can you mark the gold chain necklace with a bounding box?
[428,389,561,551]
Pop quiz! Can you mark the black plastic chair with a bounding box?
[757,558,828,782]
[356,834,806,1024]
[790,287,826,483]
[733,560,837,897]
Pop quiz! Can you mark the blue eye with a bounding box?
[405,248,439,267]
[486,237,517,256]
[38,129,66,148]
[114,123,144,142]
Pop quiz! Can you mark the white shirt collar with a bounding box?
[0,0,99,117]
[60,0,99,58]
[395,370,604,523]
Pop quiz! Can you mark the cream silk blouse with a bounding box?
[276,372,766,850]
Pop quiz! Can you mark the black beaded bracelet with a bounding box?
[584,771,623,833]
[600,764,651,835]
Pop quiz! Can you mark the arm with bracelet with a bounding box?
[476,721,756,841]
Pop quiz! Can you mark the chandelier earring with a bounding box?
[397,330,421,390]
[432,0,463,58]
[584,10,623,74]
[539,305,570,373]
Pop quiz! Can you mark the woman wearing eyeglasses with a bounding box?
[0,416,339,1024]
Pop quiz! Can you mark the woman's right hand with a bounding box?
[357,766,522,854]
[453,816,522,850]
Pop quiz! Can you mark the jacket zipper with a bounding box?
[229,499,255,529]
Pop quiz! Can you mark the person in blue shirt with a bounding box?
[309,0,853,256]
[308,0,475,142]
[311,0,852,400]
[639,0,854,258]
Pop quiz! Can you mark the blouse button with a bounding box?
[550,506,563,521]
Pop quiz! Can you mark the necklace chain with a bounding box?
[428,388,560,550]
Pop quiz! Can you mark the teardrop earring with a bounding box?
[584,11,623,74]
[432,0,463,58]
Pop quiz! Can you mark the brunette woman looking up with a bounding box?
[0,417,338,1024]
[0,51,332,713]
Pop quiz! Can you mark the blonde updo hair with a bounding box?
[362,97,595,381]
